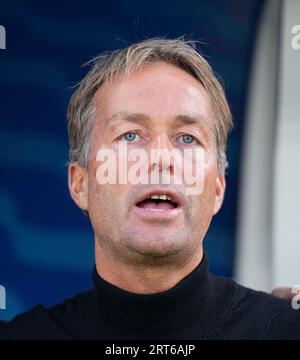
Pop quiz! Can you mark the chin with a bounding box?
[124,232,186,259]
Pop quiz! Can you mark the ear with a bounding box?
[68,163,88,211]
[213,173,226,215]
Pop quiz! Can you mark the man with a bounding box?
[1,37,299,340]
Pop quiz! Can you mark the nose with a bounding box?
[148,133,175,176]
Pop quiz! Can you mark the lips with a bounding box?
[136,197,178,210]
[133,188,184,219]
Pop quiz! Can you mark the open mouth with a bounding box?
[136,194,179,211]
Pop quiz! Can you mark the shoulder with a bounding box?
[210,275,300,339]
[0,289,97,340]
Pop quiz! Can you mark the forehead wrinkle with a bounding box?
[174,114,211,129]
[107,111,150,125]
[106,111,211,127]
[103,111,214,144]
[175,114,213,141]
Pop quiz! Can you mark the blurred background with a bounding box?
[0,0,299,320]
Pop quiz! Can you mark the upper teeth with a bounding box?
[148,194,172,201]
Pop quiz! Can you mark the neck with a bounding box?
[94,238,203,294]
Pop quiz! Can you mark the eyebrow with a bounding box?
[107,111,210,128]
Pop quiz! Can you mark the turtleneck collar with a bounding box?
[92,251,235,340]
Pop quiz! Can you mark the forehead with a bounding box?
[93,61,213,129]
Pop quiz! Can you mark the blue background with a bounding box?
[0,0,264,320]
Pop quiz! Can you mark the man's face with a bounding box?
[70,62,225,266]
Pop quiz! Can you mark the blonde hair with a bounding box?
[67,37,233,172]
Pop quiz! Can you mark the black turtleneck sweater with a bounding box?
[1,252,300,340]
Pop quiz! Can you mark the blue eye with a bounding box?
[179,135,196,144]
[121,132,139,142]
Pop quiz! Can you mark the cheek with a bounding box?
[203,164,218,200]
[88,184,122,236]
[182,151,217,196]
[87,163,110,214]
[88,162,131,218]
[192,165,217,212]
